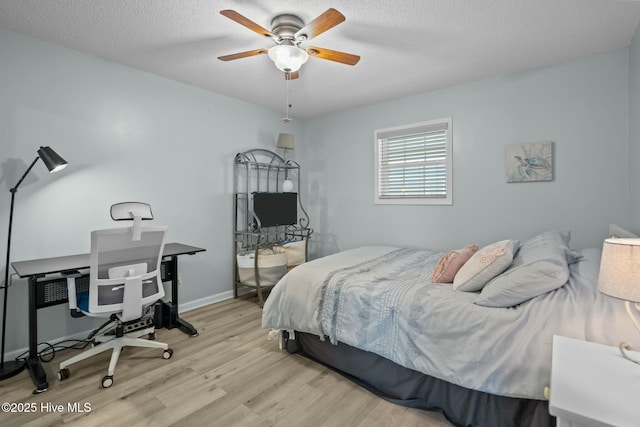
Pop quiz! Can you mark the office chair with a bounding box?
[58,202,173,388]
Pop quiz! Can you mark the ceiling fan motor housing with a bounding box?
[271,14,305,43]
[267,14,309,72]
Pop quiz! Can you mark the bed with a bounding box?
[261,231,639,427]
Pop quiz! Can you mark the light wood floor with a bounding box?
[0,298,453,427]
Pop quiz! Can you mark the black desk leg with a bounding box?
[167,255,198,337]
[27,276,48,394]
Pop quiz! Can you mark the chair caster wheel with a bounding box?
[57,368,70,381]
[148,332,155,340]
[162,349,173,360]
[101,375,114,388]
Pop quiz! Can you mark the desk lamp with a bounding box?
[1,146,67,380]
[598,238,640,365]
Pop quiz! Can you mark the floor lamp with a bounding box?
[0,146,67,380]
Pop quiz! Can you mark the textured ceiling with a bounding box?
[1,0,639,119]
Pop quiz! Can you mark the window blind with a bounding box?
[375,118,451,205]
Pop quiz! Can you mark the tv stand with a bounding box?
[233,149,312,306]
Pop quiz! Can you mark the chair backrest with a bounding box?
[88,221,167,321]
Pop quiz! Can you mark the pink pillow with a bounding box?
[431,245,478,283]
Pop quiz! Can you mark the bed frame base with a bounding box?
[284,331,555,427]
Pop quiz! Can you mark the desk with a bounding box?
[11,242,205,394]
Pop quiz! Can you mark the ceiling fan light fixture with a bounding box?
[268,44,309,73]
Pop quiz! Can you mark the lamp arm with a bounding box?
[625,300,640,333]
[620,342,640,365]
[3,155,39,287]
[10,156,40,193]
[2,155,39,365]
[618,301,640,366]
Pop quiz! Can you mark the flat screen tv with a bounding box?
[252,192,298,227]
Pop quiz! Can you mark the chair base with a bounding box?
[59,325,170,387]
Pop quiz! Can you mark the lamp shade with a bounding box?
[276,133,295,150]
[268,44,309,73]
[598,238,640,303]
[37,146,68,173]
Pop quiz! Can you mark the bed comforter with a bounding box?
[262,245,637,400]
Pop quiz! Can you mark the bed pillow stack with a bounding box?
[474,230,582,307]
[451,240,520,291]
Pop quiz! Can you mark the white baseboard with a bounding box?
[178,289,234,313]
[5,289,237,362]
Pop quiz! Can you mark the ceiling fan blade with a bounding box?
[306,47,360,66]
[220,10,275,38]
[295,8,345,41]
[285,71,299,80]
[218,48,269,61]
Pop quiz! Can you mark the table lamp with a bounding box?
[276,133,295,192]
[598,238,640,365]
[1,146,68,380]
[276,133,295,158]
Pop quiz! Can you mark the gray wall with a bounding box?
[303,48,632,257]
[0,28,302,353]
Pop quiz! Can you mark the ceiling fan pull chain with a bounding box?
[282,77,292,123]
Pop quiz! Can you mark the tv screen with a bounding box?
[252,192,298,227]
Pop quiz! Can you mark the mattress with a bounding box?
[262,245,638,400]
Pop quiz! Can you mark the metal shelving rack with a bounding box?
[233,148,312,306]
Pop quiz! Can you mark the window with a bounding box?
[375,118,452,205]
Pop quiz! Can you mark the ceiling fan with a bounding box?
[218,8,360,80]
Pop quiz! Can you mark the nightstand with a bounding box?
[549,335,640,427]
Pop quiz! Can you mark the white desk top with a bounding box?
[549,335,640,427]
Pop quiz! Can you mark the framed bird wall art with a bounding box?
[505,141,553,183]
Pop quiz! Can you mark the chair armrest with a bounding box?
[62,270,84,317]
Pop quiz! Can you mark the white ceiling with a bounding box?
[1,0,639,119]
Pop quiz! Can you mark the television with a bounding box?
[252,192,298,227]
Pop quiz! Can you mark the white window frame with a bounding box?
[374,117,452,205]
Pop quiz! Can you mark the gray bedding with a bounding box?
[262,245,638,400]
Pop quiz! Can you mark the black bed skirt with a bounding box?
[284,331,555,427]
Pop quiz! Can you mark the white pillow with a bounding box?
[475,259,569,307]
[453,239,519,292]
[474,230,578,307]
